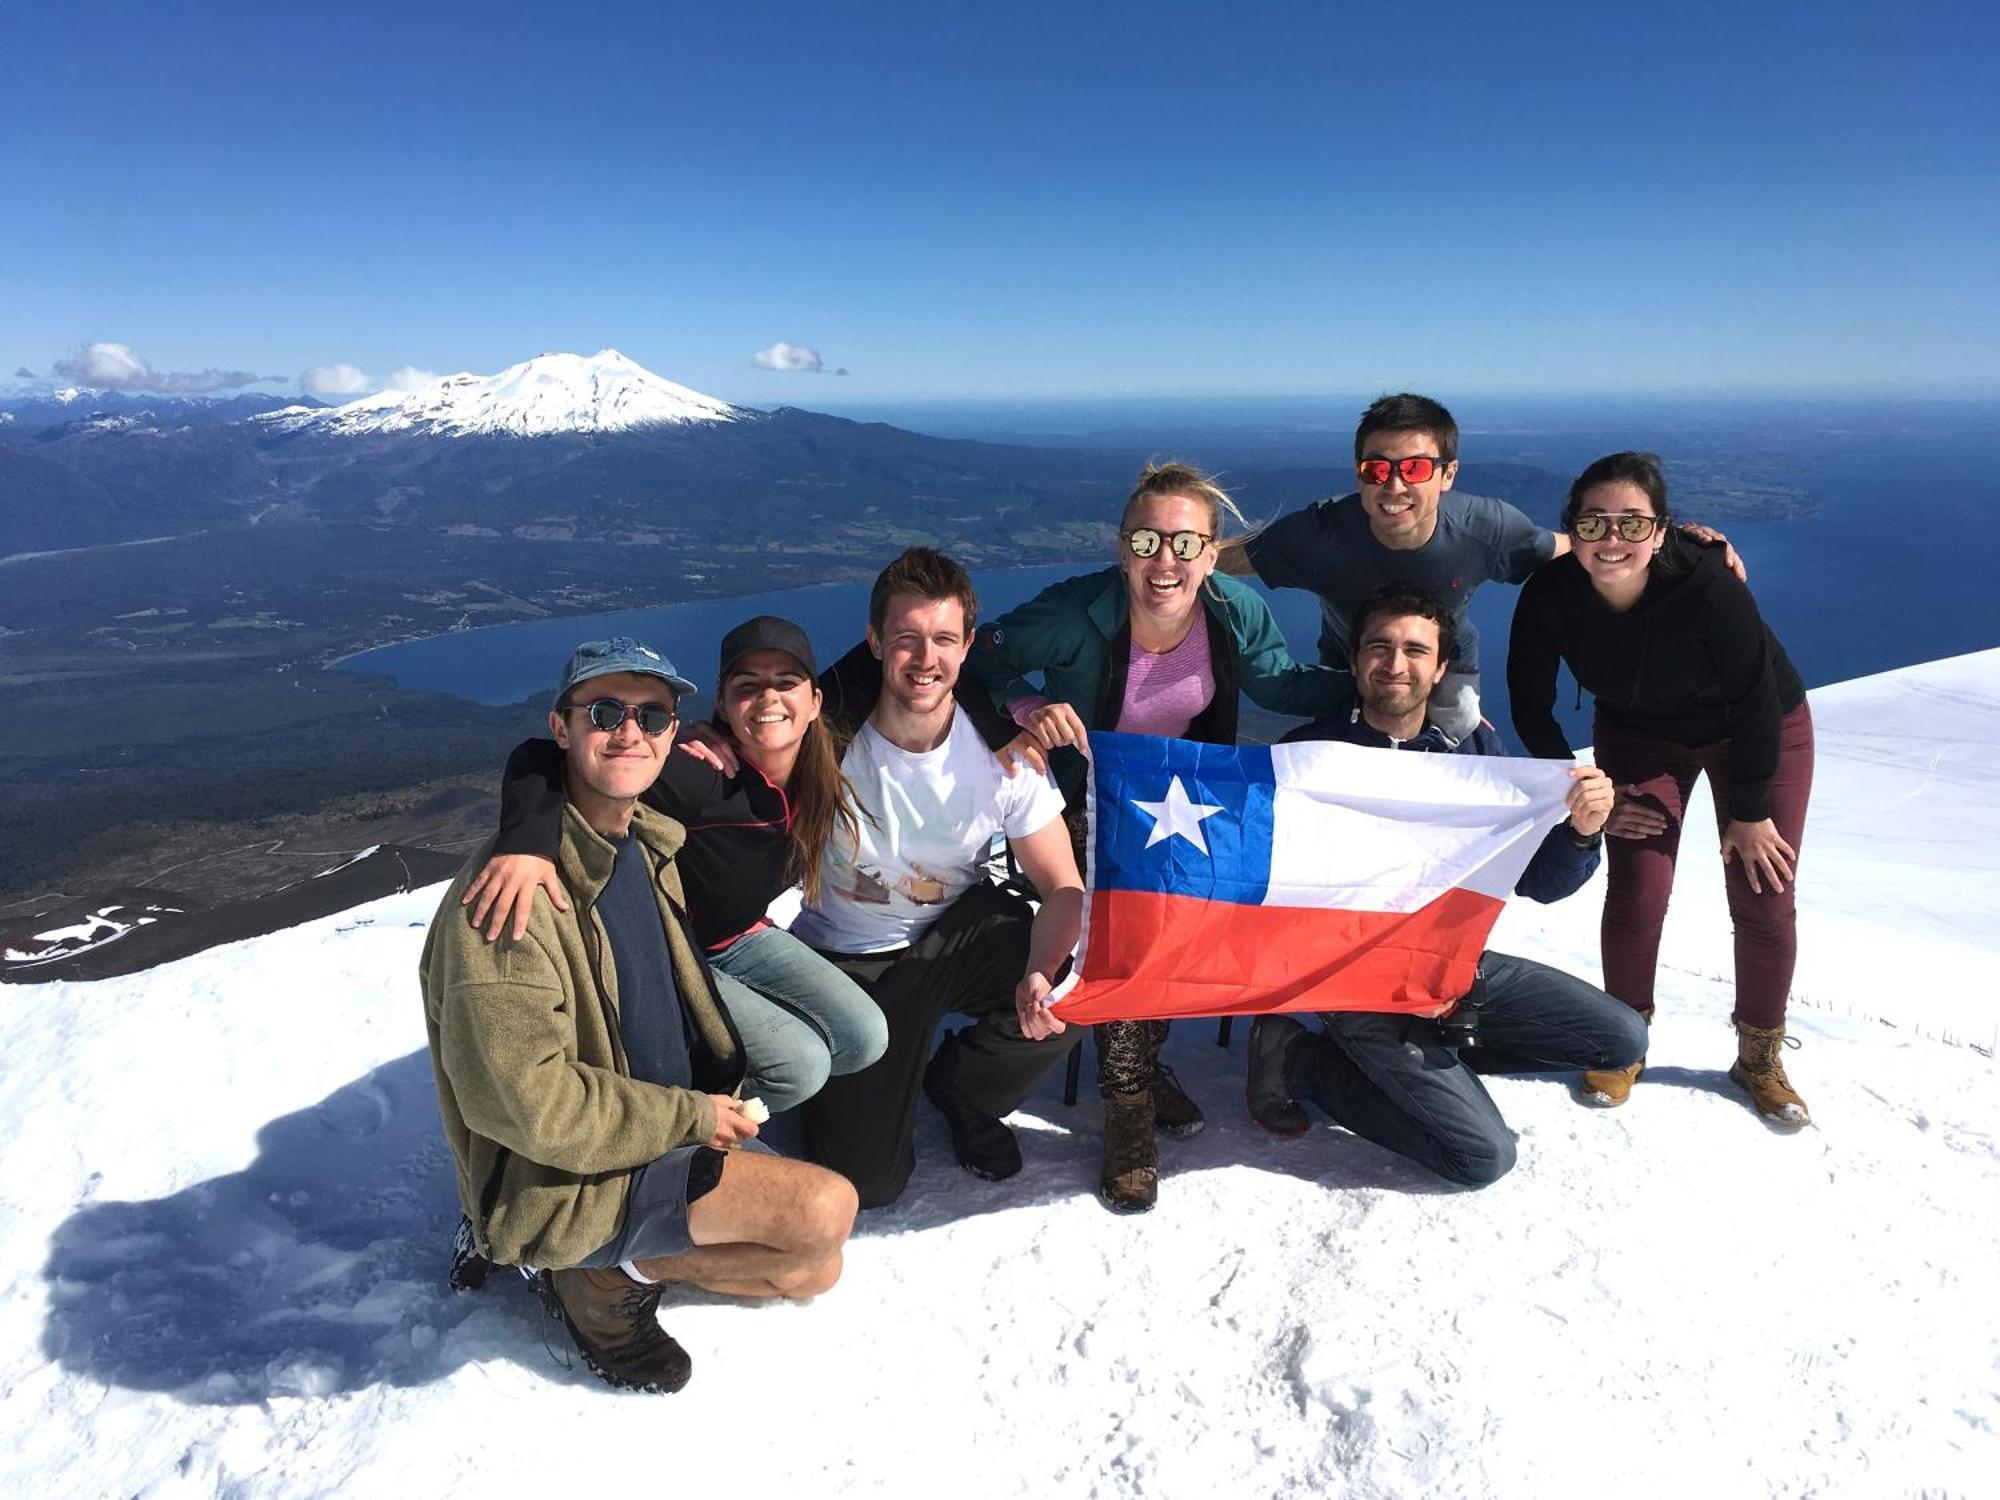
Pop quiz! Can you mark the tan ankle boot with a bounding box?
[1579,1006,1653,1107]
[539,1266,693,1393]
[1729,1022,1810,1126]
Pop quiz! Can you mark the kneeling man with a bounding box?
[1246,584,1648,1185]
[421,638,856,1393]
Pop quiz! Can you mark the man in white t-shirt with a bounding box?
[790,548,1084,1208]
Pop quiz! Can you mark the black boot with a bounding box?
[447,1213,494,1292]
[922,1031,1023,1181]
[1245,1015,1311,1136]
[1152,1062,1207,1139]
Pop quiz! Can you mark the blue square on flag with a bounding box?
[1090,733,1274,906]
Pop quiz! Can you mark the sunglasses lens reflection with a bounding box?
[1358,457,1438,485]
[1126,529,1163,558]
[582,700,676,734]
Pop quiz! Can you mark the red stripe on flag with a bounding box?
[1052,886,1503,1024]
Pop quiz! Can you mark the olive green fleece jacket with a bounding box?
[420,801,744,1269]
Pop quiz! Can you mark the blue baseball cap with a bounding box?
[555,636,697,703]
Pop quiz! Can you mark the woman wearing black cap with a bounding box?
[463,616,888,1117]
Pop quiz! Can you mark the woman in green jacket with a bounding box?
[967,461,1347,1212]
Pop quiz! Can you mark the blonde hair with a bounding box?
[1119,460,1247,536]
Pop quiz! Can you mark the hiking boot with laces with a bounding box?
[447,1213,494,1292]
[1245,1015,1311,1136]
[1729,1021,1811,1126]
[537,1266,693,1394]
[922,1031,1023,1181]
[1151,1062,1206,1138]
[1100,1088,1159,1213]
[1579,1006,1653,1107]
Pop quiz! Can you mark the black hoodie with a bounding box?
[1507,542,1805,822]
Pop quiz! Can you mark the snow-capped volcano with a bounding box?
[261,350,743,438]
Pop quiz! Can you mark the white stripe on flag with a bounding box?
[1263,741,1574,911]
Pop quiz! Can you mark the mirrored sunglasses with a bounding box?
[1357,455,1443,486]
[1570,513,1665,543]
[1124,527,1213,561]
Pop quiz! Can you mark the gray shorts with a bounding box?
[577,1137,775,1270]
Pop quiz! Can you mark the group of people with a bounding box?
[420,392,1816,1394]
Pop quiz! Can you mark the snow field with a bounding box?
[2,651,1996,1498]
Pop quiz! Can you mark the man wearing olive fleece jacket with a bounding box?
[421,637,855,1395]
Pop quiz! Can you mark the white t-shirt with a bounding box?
[791,709,1067,955]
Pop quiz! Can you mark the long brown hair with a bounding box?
[779,712,863,906]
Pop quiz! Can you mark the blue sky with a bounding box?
[2,0,1994,404]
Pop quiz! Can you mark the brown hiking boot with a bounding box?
[538,1266,693,1393]
[1729,1022,1811,1126]
[1578,1006,1653,1107]
[1100,1088,1159,1214]
[1152,1062,1206,1138]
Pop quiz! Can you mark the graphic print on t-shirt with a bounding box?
[791,712,1067,954]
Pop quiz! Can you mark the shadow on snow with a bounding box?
[40,1029,1462,1403]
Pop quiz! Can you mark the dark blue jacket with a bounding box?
[1278,708,1600,905]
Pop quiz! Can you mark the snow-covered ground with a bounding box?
[4,651,1996,1499]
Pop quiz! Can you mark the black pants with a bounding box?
[801,880,1081,1208]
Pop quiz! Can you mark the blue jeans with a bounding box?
[1287,950,1648,1187]
[710,926,889,1116]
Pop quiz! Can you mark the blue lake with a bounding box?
[336,411,2000,751]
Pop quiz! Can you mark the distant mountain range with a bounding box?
[0,350,1119,556]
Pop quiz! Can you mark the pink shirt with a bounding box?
[1116,620,1215,737]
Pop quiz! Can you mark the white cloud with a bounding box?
[754,341,826,373]
[300,362,371,398]
[52,340,279,394]
[386,365,440,392]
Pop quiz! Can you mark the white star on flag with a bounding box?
[1131,775,1225,854]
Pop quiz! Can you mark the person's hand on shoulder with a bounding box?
[678,721,740,776]
[1678,521,1747,582]
[462,854,566,942]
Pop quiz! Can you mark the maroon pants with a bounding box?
[1593,702,1814,1030]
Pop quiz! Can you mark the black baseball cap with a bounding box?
[717,615,818,682]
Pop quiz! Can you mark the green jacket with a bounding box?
[420,801,744,1269]
[966,567,1348,795]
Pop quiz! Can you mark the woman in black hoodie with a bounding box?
[1508,452,1813,1126]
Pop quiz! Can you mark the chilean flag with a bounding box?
[1051,731,1574,1024]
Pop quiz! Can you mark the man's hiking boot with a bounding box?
[447,1213,494,1292]
[537,1266,693,1394]
[1152,1062,1206,1138]
[1100,1088,1159,1213]
[1579,1006,1653,1107]
[1729,1021,1811,1126]
[1245,1015,1312,1137]
[922,1032,1023,1182]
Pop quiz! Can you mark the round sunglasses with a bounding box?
[1124,527,1214,560]
[562,697,680,735]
